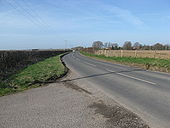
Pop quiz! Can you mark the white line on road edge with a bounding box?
[106,69,156,85]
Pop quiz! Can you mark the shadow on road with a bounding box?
[62,68,145,82]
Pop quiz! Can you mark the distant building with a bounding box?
[72,46,84,51]
[31,49,39,51]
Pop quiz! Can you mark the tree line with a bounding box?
[92,41,170,50]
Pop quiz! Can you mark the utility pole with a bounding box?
[65,40,68,50]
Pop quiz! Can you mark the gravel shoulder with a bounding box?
[0,70,150,128]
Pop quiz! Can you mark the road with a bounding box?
[63,52,170,128]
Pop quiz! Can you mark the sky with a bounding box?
[0,0,170,50]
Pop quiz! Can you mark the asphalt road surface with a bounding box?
[63,52,170,128]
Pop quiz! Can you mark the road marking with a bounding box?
[117,73,156,85]
[84,62,97,67]
[106,69,115,72]
[105,69,156,85]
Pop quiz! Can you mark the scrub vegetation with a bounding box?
[0,55,66,96]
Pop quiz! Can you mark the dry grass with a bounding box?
[95,50,170,60]
[81,52,170,73]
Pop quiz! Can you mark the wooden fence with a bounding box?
[94,50,170,59]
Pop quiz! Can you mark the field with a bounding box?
[81,52,170,73]
[0,54,67,96]
[82,49,170,60]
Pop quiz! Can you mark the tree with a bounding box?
[123,41,132,50]
[92,41,103,49]
[111,43,119,50]
[133,42,142,50]
[103,42,119,50]
[104,43,108,48]
[153,43,164,50]
[164,44,170,50]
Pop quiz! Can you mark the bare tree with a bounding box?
[133,42,142,50]
[164,44,170,50]
[104,42,108,48]
[92,41,103,49]
[123,41,132,50]
[111,43,119,50]
[153,43,164,50]
[103,42,119,50]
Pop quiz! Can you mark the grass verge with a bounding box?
[81,52,170,73]
[0,54,66,96]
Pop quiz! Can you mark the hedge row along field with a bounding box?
[0,54,67,96]
[0,50,68,82]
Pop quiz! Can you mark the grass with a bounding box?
[81,52,170,72]
[0,54,66,96]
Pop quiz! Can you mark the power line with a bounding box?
[6,0,41,27]
[21,0,50,27]
[5,0,49,29]
[12,0,43,27]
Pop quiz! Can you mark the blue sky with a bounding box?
[0,0,170,49]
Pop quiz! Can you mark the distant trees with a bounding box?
[92,41,103,49]
[164,44,170,50]
[91,41,170,50]
[122,42,170,50]
[123,41,132,50]
[141,43,170,50]
[133,42,142,50]
[111,43,119,50]
[103,42,119,50]
[141,45,150,50]
[153,43,164,50]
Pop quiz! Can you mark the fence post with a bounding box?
[135,50,137,57]
[121,50,123,57]
[154,50,156,58]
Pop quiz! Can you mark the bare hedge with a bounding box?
[0,50,68,81]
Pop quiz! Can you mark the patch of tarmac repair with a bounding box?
[61,80,92,95]
[89,100,150,128]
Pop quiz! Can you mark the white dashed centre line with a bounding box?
[84,62,97,67]
[105,69,156,85]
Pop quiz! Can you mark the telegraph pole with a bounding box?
[65,40,68,50]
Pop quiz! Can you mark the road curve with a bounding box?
[63,52,170,128]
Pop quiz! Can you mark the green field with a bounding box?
[81,52,170,72]
[0,55,66,96]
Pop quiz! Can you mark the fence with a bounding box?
[82,48,170,59]
[95,50,170,59]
